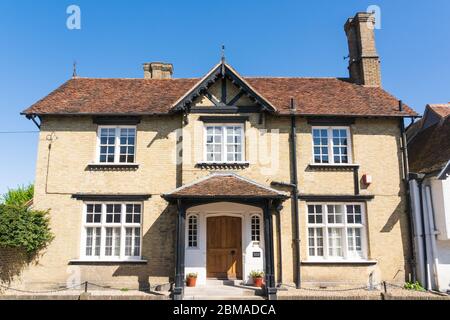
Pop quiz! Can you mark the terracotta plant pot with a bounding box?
[186,277,197,287]
[253,277,264,288]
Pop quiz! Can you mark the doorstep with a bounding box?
[184,279,266,300]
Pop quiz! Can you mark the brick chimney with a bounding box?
[344,12,381,87]
[143,62,173,79]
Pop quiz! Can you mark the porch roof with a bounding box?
[162,173,289,200]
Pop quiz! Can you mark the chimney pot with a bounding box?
[143,62,173,79]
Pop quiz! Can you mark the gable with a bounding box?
[422,106,442,130]
[171,61,276,114]
[191,77,259,111]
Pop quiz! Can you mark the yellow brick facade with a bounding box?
[8,111,410,290]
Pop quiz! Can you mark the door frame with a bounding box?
[206,213,244,280]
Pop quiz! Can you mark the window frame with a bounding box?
[187,214,199,249]
[251,214,261,243]
[311,126,353,165]
[81,202,143,262]
[96,125,137,165]
[203,123,246,164]
[306,203,367,262]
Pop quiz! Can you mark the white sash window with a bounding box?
[307,203,366,261]
[205,124,244,163]
[97,126,136,164]
[82,203,142,261]
[312,127,352,164]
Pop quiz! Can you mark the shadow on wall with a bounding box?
[113,205,177,290]
[0,247,34,287]
[379,198,412,282]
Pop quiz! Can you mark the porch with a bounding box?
[162,173,289,300]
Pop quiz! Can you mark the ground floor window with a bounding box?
[187,214,198,248]
[82,202,142,261]
[307,203,366,261]
[251,215,261,242]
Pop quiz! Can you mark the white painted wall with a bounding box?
[184,202,265,286]
[411,176,450,292]
[431,178,450,240]
[431,177,450,291]
[436,240,450,291]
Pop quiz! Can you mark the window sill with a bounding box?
[196,162,250,169]
[307,164,360,171]
[69,259,147,265]
[87,163,140,171]
[302,260,377,266]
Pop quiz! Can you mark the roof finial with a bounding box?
[221,44,226,63]
[72,60,78,78]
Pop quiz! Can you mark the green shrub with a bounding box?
[404,281,426,291]
[1,184,34,207]
[0,204,53,256]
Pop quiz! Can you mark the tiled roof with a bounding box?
[162,173,288,199]
[429,104,450,118]
[246,78,416,117]
[22,78,198,115]
[22,77,417,117]
[408,116,450,174]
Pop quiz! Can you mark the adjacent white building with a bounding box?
[408,104,450,292]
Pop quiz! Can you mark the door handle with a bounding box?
[231,250,236,255]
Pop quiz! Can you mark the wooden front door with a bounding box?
[207,216,242,279]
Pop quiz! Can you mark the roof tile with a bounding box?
[163,174,287,199]
[408,116,450,174]
[22,77,417,117]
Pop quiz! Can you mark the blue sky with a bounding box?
[1,0,449,194]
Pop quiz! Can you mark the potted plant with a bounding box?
[250,270,265,288]
[186,273,198,287]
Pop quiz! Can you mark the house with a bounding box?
[18,12,417,299]
[407,103,450,293]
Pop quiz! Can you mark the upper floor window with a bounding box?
[307,203,366,261]
[312,127,351,164]
[97,126,136,164]
[82,202,142,261]
[205,124,244,163]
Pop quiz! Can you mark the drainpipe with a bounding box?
[399,100,417,282]
[274,202,284,286]
[410,173,429,289]
[289,98,301,289]
[417,179,430,289]
[424,185,440,290]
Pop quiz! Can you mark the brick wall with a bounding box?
[8,114,410,289]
